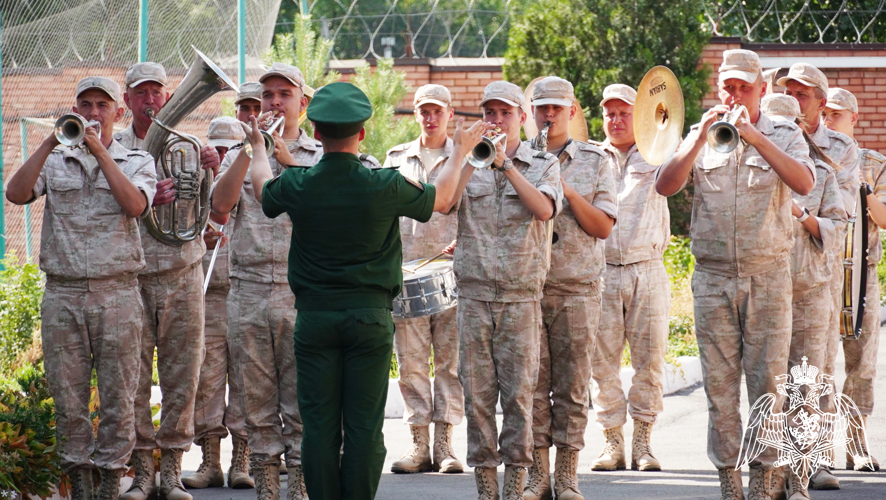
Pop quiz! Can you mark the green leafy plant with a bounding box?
[0,363,65,499]
[352,58,421,162]
[0,252,45,378]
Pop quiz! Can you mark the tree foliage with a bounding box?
[351,58,420,161]
[504,0,711,140]
[0,254,44,378]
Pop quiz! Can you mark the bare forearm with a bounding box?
[97,150,147,217]
[504,169,554,221]
[432,152,469,212]
[754,137,813,195]
[801,217,822,241]
[7,138,55,204]
[249,153,273,203]
[211,151,250,214]
[867,194,886,228]
[442,164,475,214]
[656,135,703,196]
[567,189,614,239]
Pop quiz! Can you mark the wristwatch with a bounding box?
[796,207,810,222]
[494,158,514,172]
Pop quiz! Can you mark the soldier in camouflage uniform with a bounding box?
[656,49,816,500]
[522,77,616,500]
[762,94,848,500]
[779,63,859,492]
[6,77,157,500]
[823,87,883,474]
[588,84,672,477]
[384,84,466,475]
[182,116,252,491]
[115,62,220,500]
[453,81,563,500]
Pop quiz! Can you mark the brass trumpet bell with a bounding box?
[245,115,285,158]
[466,130,506,169]
[634,66,684,166]
[54,113,101,147]
[707,105,747,154]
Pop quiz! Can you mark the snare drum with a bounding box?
[393,258,458,319]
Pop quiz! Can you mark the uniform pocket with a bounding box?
[48,176,84,215]
[94,177,124,215]
[745,155,776,191]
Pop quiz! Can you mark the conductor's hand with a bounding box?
[200,145,220,176]
[442,239,457,256]
[452,118,496,158]
[272,131,298,166]
[153,178,176,206]
[240,116,266,157]
[81,125,106,156]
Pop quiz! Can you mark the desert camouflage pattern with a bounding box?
[134,263,206,451]
[809,121,859,214]
[454,142,563,302]
[31,142,156,279]
[533,292,601,450]
[599,141,670,266]
[789,285,832,376]
[679,112,814,276]
[843,264,881,415]
[539,140,617,295]
[860,148,886,264]
[385,138,464,426]
[592,260,670,430]
[790,163,847,293]
[192,247,246,441]
[393,307,463,425]
[458,297,540,468]
[202,235,231,290]
[692,267,793,469]
[384,137,458,262]
[227,279,301,467]
[115,124,207,276]
[214,130,322,283]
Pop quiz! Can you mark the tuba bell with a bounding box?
[143,47,238,246]
[55,113,101,148]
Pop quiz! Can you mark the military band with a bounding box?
[14,46,883,500]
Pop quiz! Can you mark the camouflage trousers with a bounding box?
[458,297,541,468]
[193,284,247,441]
[393,307,464,426]
[42,276,142,472]
[843,264,880,415]
[227,279,302,467]
[592,260,670,430]
[692,267,792,469]
[789,283,832,374]
[532,292,601,451]
[135,262,205,451]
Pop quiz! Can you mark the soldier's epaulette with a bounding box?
[51,145,67,153]
[534,151,555,160]
[359,153,383,169]
[229,142,244,150]
[827,128,854,146]
[863,148,886,164]
[386,142,410,155]
[586,139,604,148]
[127,149,150,158]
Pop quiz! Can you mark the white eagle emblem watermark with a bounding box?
[736,357,874,488]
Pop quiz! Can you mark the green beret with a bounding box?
[307,82,373,139]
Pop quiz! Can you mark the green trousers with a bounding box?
[294,308,393,500]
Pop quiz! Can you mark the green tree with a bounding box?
[503,0,710,236]
[351,58,420,161]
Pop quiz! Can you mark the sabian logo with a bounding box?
[649,82,667,96]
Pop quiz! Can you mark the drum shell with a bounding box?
[393,260,459,319]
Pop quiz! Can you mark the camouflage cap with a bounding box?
[532,77,574,107]
[600,84,637,107]
[479,81,525,108]
[826,87,858,114]
[719,49,762,84]
[207,116,246,148]
[75,76,122,104]
[307,82,372,139]
[414,84,452,108]
[125,62,168,88]
[761,94,801,123]
[259,62,305,88]
[777,63,829,94]
[235,81,262,104]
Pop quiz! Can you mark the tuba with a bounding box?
[143,47,238,246]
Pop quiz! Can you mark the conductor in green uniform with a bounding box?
[239,81,490,500]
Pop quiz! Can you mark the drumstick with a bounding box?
[412,251,447,272]
[402,266,414,274]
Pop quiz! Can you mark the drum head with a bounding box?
[850,187,869,339]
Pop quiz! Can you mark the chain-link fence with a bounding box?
[1,0,281,262]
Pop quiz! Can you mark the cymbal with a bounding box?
[634,66,684,166]
[522,77,589,143]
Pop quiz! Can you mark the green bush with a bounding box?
[879,233,886,305]
[0,363,64,499]
[0,253,45,378]
[352,58,421,162]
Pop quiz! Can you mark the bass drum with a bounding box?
[841,184,869,340]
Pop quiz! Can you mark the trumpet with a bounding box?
[466,127,506,169]
[54,113,101,149]
[245,111,285,158]
[707,105,748,154]
[535,122,552,152]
